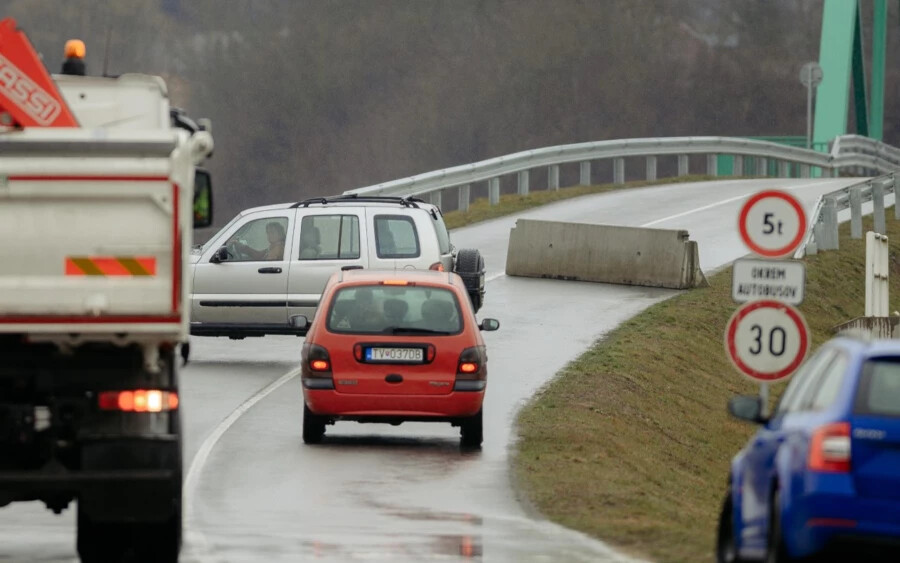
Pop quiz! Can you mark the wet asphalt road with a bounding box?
[0,178,865,562]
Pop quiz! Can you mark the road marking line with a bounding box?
[183,367,300,561]
[640,180,839,227]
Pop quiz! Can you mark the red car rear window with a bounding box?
[326,285,462,335]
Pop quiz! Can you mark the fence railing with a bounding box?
[344,135,900,211]
[795,173,896,257]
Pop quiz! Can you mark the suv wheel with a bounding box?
[454,248,485,313]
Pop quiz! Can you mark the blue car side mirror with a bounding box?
[728,395,767,424]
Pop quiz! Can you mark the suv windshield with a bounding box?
[855,359,900,417]
[326,284,462,335]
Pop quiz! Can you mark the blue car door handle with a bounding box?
[258,267,282,274]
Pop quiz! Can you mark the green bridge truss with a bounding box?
[719,0,891,177]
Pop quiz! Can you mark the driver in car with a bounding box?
[234,221,286,261]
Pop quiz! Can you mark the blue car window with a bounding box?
[806,353,848,411]
[775,348,835,415]
[855,360,900,417]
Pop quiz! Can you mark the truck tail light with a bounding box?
[429,262,445,271]
[808,422,851,473]
[98,390,178,413]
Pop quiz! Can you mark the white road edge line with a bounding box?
[640,179,839,227]
[183,367,301,560]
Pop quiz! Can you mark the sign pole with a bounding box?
[799,62,823,151]
[806,82,813,149]
[759,383,769,418]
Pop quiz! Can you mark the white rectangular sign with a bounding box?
[732,259,806,305]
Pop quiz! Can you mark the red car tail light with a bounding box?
[98,390,178,413]
[455,347,487,391]
[429,262,445,271]
[302,343,335,389]
[808,422,851,473]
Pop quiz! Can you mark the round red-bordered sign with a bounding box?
[725,300,809,382]
[738,190,807,258]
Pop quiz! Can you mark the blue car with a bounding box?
[717,337,900,562]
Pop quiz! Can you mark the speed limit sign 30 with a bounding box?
[738,190,807,257]
[725,300,809,382]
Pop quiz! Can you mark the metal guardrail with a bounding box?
[344,135,900,211]
[795,173,897,258]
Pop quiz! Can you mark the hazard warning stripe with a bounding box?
[65,257,157,277]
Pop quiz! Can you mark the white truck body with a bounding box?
[0,75,212,342]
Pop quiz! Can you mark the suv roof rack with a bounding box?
[291,194,426,209]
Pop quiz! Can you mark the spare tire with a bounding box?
[454,248,485,313]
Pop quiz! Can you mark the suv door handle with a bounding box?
[258,267,282,274]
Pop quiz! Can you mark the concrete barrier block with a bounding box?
[505,219,706,289]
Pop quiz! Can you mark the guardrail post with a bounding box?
[706,154,718,176]
[518,170,530,196]
[646,156,657,181]
[488,177,500,206]
[778,161,789,178]
[799,164,811,178]
[613,158,625,184]
[811,222,823,254]
[579,161,591,186]
[822,197,839,250]
[874,181,886,235]
[756,158,768,177]
[430,189,442,209]
[548,165,559,191]
[850,187,863,239]
[458,184,470,212]
[733,156,743,176]
[677,154,689,176]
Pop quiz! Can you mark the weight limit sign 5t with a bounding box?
[725,300,809,383]
[738,190,807,258]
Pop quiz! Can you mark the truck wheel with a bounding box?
[303,405,326,444]
[454,248,485,313]
[77,502,180,563]
[459,410,483,449]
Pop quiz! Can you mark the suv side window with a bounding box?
[775,348,835,415]
[299,215,360,260]
[375,215,420,259]
[224,216,288,262]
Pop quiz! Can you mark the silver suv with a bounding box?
[188,195,485,338]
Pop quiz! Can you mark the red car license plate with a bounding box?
[365,347,423,363]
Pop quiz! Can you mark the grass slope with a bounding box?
[513,214,900,562]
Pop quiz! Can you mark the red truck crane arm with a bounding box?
[0,17,78,128]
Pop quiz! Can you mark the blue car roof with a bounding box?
[830,336,900,359]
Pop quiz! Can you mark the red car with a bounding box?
[297,269,499,447]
